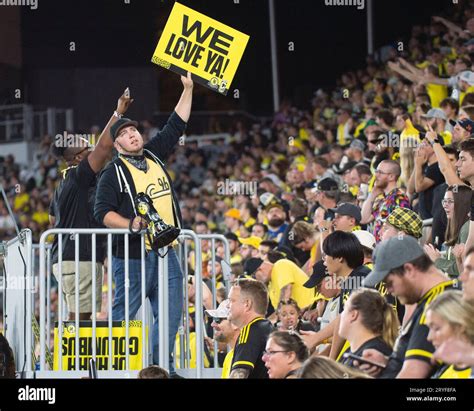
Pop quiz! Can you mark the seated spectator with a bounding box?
[426,291,474,378]
[263,331,309,379]
[298,356,372,379]
[424,185,472,278]
[277,299,315,332]
[300,231,369,357]
[338,288,399,368]
[138,365,169,379]
[228,278,274,378]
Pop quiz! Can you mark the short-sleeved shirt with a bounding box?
[338,265,371,313]
[381,280,457,378]
[50,159,104,264]
[418,162,445,220]
[372,188,410,242]
[432,364,471,379]
[340,336,393,368]
[231,317,274,378]
[268,259,314,310]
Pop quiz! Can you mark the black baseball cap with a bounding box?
[303,260,328,288]
[224,232,239,242]
[330,203,362,223]
[316,178,339,192]
[243,258,264,276]
[110,118,139,141]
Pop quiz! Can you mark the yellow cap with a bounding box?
[238,236,262,250]
[224,208,242,220]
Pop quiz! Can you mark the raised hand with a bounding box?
[117,87,134,115]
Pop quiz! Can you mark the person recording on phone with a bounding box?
[49,88,133,321]
[94,72,194,373]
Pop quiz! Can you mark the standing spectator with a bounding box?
[380,207,423,242]
[424,185,471,278]
[331,203,362,232]
[50,89,133,320]
[263,331,309,379]
[94,73,194,371]
[361,236,457,378]
[228,279,274,378]
[251,254,314,315]
[224,208,243,235]
[412,137,446,219]
[361,160,410,241]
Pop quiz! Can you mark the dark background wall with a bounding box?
[4,0,463,132]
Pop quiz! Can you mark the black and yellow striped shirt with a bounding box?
[231,317,274,379]
[381,280,457,378]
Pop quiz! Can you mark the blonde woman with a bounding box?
[298,356,372,379]
[426,290,474,378]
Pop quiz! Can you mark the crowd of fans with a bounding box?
[2,4,474,379]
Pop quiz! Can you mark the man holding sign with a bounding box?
[94,73,193,373]
[152,2,249,95]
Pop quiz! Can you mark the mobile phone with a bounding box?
[124,87,130,98]
[342,352,386,369]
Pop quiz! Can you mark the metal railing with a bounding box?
[22,228,230,378]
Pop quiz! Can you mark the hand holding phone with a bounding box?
[342,352,387,369]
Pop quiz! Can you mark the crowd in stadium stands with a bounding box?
[2,4,474,379]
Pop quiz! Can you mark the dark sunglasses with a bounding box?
[213,317,224,324]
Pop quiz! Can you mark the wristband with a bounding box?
[114,110,123,119]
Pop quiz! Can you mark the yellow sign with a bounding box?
[151,2,249,95]
[53,321,147,371]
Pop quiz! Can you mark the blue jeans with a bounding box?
[111,248,183,372]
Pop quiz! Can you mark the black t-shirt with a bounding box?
[418,162,445,219]
[380,280,457,378]
[50,159,105,264]
[341,336,393,368]
[339,265,371,313]
[231,317,274,379]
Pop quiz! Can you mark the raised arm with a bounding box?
[175,72,194,123]
[425,126,464,186]
[87,89,133,173]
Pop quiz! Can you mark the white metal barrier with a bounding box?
[3,228,232,378]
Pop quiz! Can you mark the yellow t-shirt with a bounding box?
[14,193,30,212]
[221,349,234,378]
[121,157,175,250]
[426,83,448,108]
[32,211,50,226]
[437,365,471,379]
[460,85,474,105]
[268,259,313,310]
